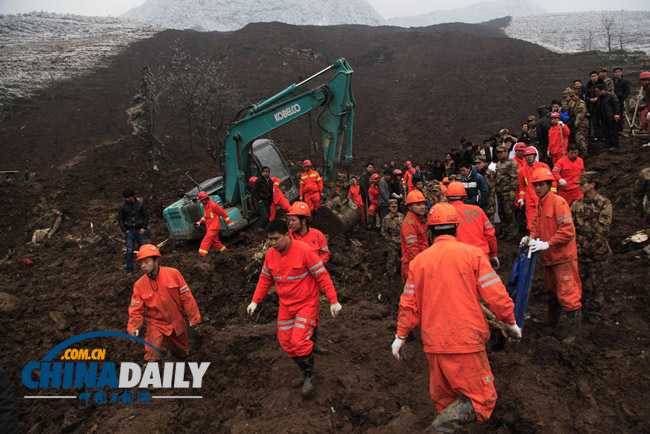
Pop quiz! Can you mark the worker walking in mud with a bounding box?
[127,244,201,362]
[195,191,233,256]
[117,188,149,273]
[299,160,323,213]
[392,202,521,433]
[400,190,429,283]
[522,168,582,343]
[381,199,404,276]
[247,220,342,396]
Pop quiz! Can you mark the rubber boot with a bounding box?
[311,326,329,355]
[300,353,314,397]
[430,396,476,433]
[562,308,582,344]
[547,300,562,328]
[290,357,306,388]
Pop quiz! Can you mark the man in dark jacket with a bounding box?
[458,162,490,213]
[586,71,605,140]
[359,162,374,211]
[594,84,621,150]
[117,188,149,272]
[536,106,553,164]
[252,166,274,229]
[378,169,393,227]
[613,68,631,134]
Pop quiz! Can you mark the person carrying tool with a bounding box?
[518,147,555,231]
[400,190,429,283]
[127,244,201,362]
[392,202,521,433]
[552,143,584,206]
[117,188,149,273]
[445,182,499,270]
[548,112,570,166]
[195,191,233,256]
[299,160,323,213]
[522,168,582,343]
[247,220,342,396]
[269,177,291,221]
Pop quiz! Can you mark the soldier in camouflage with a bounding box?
[475,155,496,222]
[632,167,650,227]
[569,91,589,156]
[494,145,519,240]
[382,199,404,276]
[570,172,612,323]
[526,115,538,147]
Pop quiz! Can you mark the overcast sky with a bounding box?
[0,0,648,18]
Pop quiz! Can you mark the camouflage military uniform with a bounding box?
[382,208,404,275]
[478,167,496,222]
[632,168,650,227]
[571,191,612,315]
[571,98,589,155]
[495,156,519,239]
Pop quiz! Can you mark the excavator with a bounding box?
[163,58,360,240]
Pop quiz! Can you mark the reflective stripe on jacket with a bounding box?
[530,192,578,266]
[199,200,231,231]
[290,228,330,263]
[400,211,429,265]
[300,169,322,196]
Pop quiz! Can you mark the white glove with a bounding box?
[194,221,201,228]
[131,330,139,337]
[559,179,568,187]
[519,235,530,247]
[529,239,550,252]
[330,302,342,317]
[501,322,522,341]
[227,222,234,228]
[489,256,500,270]
[547,150,551,157]
[247,302,258,315]
[517,199,525,207]
[391,336,405,360]
[558,121,564,126]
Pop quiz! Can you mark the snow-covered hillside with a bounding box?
[121,0,386,31]
[0,13,159,100]
[505,11,650,55]
[387,0,545,27]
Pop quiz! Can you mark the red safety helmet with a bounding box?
[523,147,538,156]
[639,71,650,81]
[393,169,403,176]
[427,202,460,226]
[287,201,311,217]
[445,181,467,197]
[198,191,209,201]
[370,173,380,182]
[442,177,450,185]
[514,142,527,152]
[406,190,426,205]
[531,167,554,183]
[136,244,161,261]
[248,176,257,186]
[550,112,561,119]
[303,160,312,167]
[405,160,412,166]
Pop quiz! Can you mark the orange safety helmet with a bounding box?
[638,71,650,81]
[136,244,162,261]
[442,177,450,185]
[303,160,312,167]
[287,201,311,216]
[393,169,403,176]
[370,173,380,182]
[523,146,538,156]
[249,176,257,186]
[531,167,554,183]
[406,190,426,205]
[427,202,460,226]
[514,142,527,152]
[550,112,561,119]
[444,181,467,197]
[198,191,209,201]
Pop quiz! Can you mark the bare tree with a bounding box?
[130,65,165,159]
[601,12,616,52]
[617,11,626,51]
[581,27,594,51]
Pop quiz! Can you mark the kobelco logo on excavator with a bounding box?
[274,104,301,122]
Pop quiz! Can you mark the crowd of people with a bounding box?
[116,68,650,433]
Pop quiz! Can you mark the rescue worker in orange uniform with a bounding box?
[445,182,499,270]
[522,167,582,343]
[287,201,331,355]
[400,190,430,283]
[512,142,527,170]
[195,191,232,256]
[127,244,201,362]
[367,173,380,228]
[247,220,342,396]
[392,203,521,432]
[403,161,416,194]
[299,160,323,213]
[269,176,292,221]
[552,143,584,206]
[348,176,365,226]
[548,112,570,166]
[517,147,555,231]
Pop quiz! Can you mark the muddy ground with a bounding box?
[1,21,650,434]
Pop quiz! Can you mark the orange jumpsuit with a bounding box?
[403,168,416,193]
[518,161,556,231]
[269,177,291,221]
[548,124,570,165]
[300,169,323,212]
[348,184,365,226]
[253,240,338,358]
[289,228,330,263]
[513,155,525,171]
[451,200,497,258]
[397,235,515,421]
[128,266,201,362]
[198,199,231,256]
[400,210,429,283]
[530,192,582,312]
[367,184,379,217]
[552,156,584,205]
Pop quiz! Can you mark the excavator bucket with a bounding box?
[312,194,361,236]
